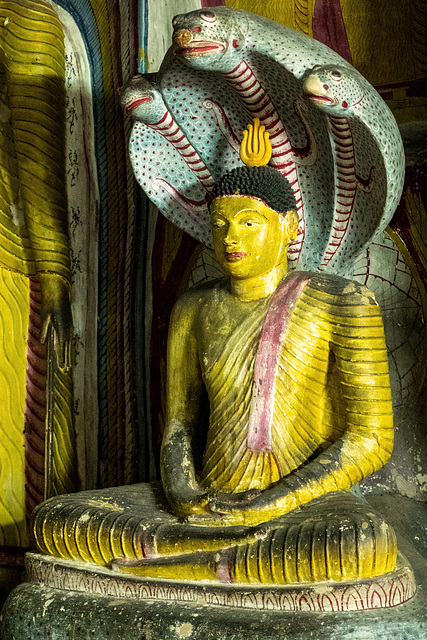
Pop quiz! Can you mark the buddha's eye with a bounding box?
[240,218,260,227]
[212,220,225,229]
[331,70,342,81]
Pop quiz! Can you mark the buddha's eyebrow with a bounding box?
[237,209,268,220]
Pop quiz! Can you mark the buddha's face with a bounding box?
[211,195,293,280]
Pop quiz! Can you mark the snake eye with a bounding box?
[200,11,216,23]
[331,70,342,81]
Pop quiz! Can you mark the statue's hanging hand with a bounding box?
[39,273,73,372]
[169,486,211,518]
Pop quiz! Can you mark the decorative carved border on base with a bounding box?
[25,552,416,612]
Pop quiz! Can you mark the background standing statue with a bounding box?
[0,0,75,550]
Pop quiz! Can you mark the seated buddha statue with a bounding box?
[32,123,397,587]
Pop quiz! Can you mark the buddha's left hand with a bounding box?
[39,273,73,371]
[187,489,272,527]
[187,484,297,527]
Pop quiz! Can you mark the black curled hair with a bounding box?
[210,165,297,214]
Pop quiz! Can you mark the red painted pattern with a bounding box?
[319,116,358,269]
[148,112,215,190]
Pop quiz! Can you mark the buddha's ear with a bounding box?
[283,210,299,242]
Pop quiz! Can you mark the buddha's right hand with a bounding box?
[168,487,211,518]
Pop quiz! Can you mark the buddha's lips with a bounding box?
[225,252,246,262]
[306,94,335,105]
[122,96,152,116]
[174,42,226,57]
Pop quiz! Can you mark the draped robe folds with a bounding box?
[201,273,314,492]
[200,287,280,492]
[200,272,392,496]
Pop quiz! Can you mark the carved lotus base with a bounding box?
[23,551,415,612]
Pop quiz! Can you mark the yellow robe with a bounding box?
[200,273,393,497]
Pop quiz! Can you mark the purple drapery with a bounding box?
[312,0,352,63]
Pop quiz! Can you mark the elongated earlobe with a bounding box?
[283,210,298,242]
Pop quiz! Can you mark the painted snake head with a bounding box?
[302,64,366,115]
[121,75,166,124]
[171,7,248,72]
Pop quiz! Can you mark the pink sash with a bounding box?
[247,272,312,452]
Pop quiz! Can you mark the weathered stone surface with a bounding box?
[0,576,425,640]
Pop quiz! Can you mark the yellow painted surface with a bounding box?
[225,0,315,35]
[139,47,150,71]
[0,269,29,547]
[0,0,77,550]
[210,196,293,300]
[0,0,71,280]
[340,0,421,86]
[240,118,272,167]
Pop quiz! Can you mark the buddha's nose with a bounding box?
[173,29,193,47]
[224,230,238,245]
